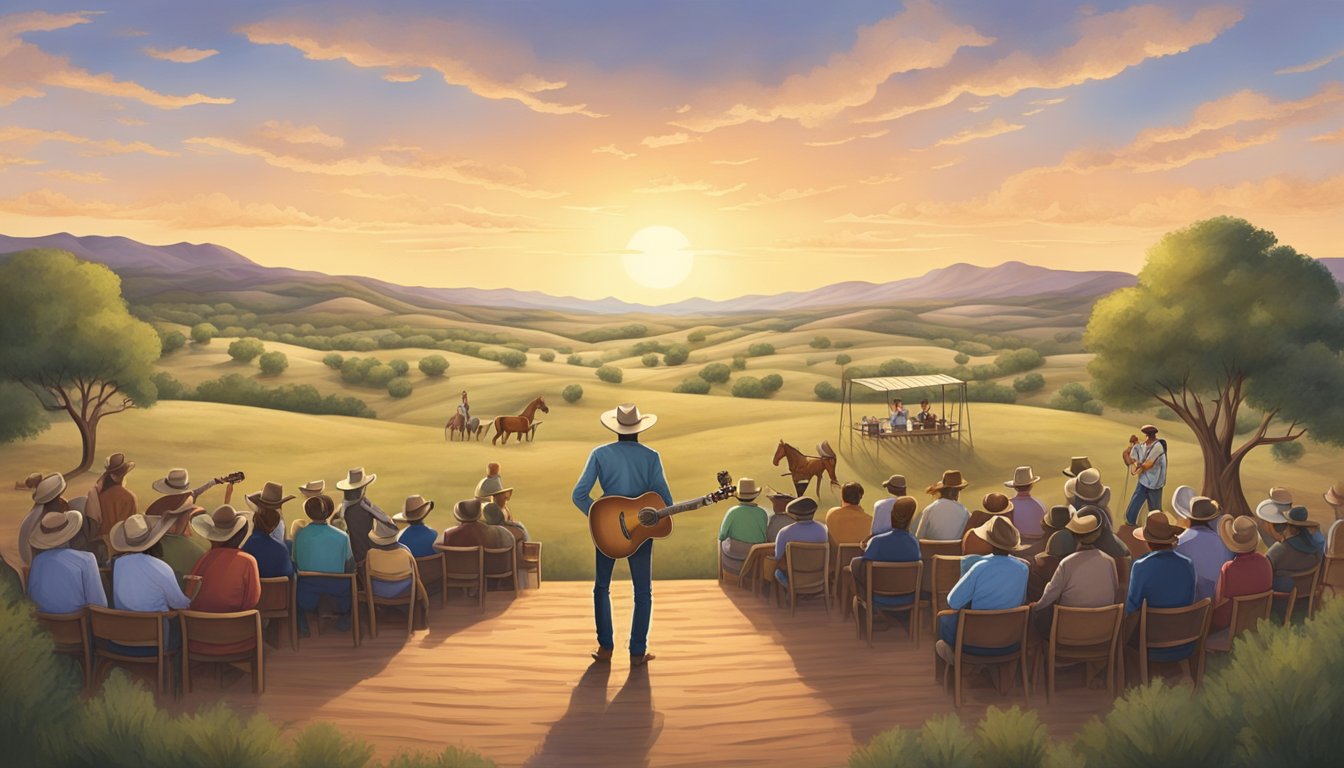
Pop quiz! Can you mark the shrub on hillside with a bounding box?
[596,365,623,384]
[970,364,1000,380]
[731,376,767,398]
[562,384,583,404]
[150,371,188,400]
[687,330,707,343]
[339,357,397,388]
[809,336,831,349]
[835,353,852,367]
[258,351,288,376]
[954,340,992,356]
[323,352,345,370]
[674,378,711,395]
[746,343,775,357]
[641,353,660,368]
[760,373,783,393]
[1013,373,1046,393]
[190,374,375,418]
[388,359,410,376]
[159,329,186,355]
[575,324,647,343]
[1271,441,1306,463]
[699,363,732,384]
[351,337,377,352]
[228,338,265,363]
[966,381,1017,403]
[994,348,1045,375]
[663,345,690,366]
[567,354,584,366]
[953,352,971,365]
[387,378,412,399]
[879,358,935,377]
[418,355,449,377]
[814,381,841,401]
[190,322,217,344]
[731,354,747,371]
[1049,382,1102,414]
[538,350,556,363]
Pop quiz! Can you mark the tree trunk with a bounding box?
[1204,450,1252,518]
[67,413,97,478]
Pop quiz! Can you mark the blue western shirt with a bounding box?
[571,441,674,514]
[293,522,353,574]
[1126,549,1197,661]
[857,528,921,606]
[28,547,107,614]
[242,528,294,579]
[397,523,440,558]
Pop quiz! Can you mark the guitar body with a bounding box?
[589,492,673,560]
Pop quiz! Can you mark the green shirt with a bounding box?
[719,503,769,545]
[159,533,208,588]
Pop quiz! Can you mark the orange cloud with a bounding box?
[0,125,178,156]
[382,72,422,83]
[932,118,1023,147]
[1310,127,1344,143]
[1276,50,1343,75]
[0,153,42,168]
[720,185,846,211]
[633,176,745,196]
[258,120,345,148]
[143,46,219,64]
[40,169,109,184]
[641,132,699,148]
[593,144,636,160]
[804,129,889,147]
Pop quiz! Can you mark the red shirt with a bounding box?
[188,547,262,654]
[1212,551,1273,630]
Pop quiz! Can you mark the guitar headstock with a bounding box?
[216,471,246,485]
[707,470,736,503]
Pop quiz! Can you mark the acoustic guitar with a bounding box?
[588,471,736,560]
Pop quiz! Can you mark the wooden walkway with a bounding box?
[178,580,1117,768]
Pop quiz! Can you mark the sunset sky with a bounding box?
[0,1,1341,302]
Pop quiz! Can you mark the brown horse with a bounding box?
[492,396,549,445]
[773,440,838,498]
[444,412,485,442]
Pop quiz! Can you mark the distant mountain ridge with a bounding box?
[0,232,1148,315]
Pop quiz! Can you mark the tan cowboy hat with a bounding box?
[1003,466,1040,488]
[927,469,969,492]
[982,492,1014,516]
[1065,468,1106,504]
[1324,482,1344,508]
[1042,505,1071,532]
[368,518,400,546]
[394,495,434,523]
[891,496,918,528]
[735,477,761,501]
[299,480,326,498]
[104,452,135,476]
[882,474,907,492]
[304,495,335,521]
[1065,506,1102,535]
[765,486,795,501]
[1132,511,1180,546]
[600,403,657,435]
[152,468,192,495]
[245,482,296,512]
[29,510,84,550]
[31,473,66,505]
[1062,457,1092,478]
[1186,497,1221,523]
[110,512,175,553]
[1255,490,1294,523]
[785,497,818,519]
[1219,515,1259,554]
[974,516,1028,552]
[336,467,376,491]
[23,472,42,489]
[474,463,512,498]
[453,498,483,523]
[191,505,252,543]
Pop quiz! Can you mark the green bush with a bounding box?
[953,352,971,365]
[596,365,623,384]
[687,330,707,343]
[388,378,413,398]
[663,345,690,366]
[1155,406,1178,421]
[227,337,265,363]
[747,342,775,357]
[366,364,397,387]
[538,350,556,363]
[1049,382,1102,415]
[573,324,647,344]
[388,359,410,376]
[814,381,841,401]
[699,362,732,384]
[190,322,217,344]
[731,376,767,398]
[352,337,377,352]
[419,354,449,377]
[834,340,854,349]
[955,340,992,356]
[1013,373,1046,393]
[674,378,711,395]
[835,353,852,367]
[323,352,345,370]
[159,329,186,355]
[192,374,375,418]
[1271,441,1306,462]
[966,381,1017,403]
[258,350,288,376]
[150,371,188,400]
[810,336,832,349]
[995,348,1045,375]
[567,354,584,366]
[641,353,660,367]
[731,354,747,371]
[760,373,783,393]
[0,382,50,444]
[970,364,1000,380]
[562,384,583,403]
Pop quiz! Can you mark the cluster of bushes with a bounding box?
[1049,382,1103,415]
[674,378,712,395]
[687,330,707,343]
[731,374,783,399]
[1013,373,1046,393]
[663,344,690,366]
[994,348,1045,375]
[418,355,450,377]
[814,381,841,401]
[746,342,775,357]
[152,372,375,418]
[809,336,831,349]
[699,363,732,384]
[574,324,647,343]
[330,356,411,396]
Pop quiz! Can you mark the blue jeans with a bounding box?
[1125,484,1163,526]
[297,576,352,632]
[594,540,653,656]
[938,612,1019,656]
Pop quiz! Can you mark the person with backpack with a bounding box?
[1122,425,1167,526]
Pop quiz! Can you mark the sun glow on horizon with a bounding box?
[623,225,694,290]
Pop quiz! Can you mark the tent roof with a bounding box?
[849,374,964,392]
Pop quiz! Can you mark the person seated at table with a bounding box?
[718,478,767,577]
[393,495,439,558]
[188,505,263,654]
[242,503,294,579]
[888,399,908,432]
[27,509,108,614]
[848,496,920,607]
[936,517,1029,664]
[916,399,937,429]
[772,497,829,586]
[292,495,354,636]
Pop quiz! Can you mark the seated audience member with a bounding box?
[849,496,920,607]
[109,511,192,654]
[1062,470,1132,564]
[915,470,970,541]
[1324,482,1344,556]
[1003,466,1045,547]
[871,475,907,536]
[1027,509,1080,603]
[1256,504,1324,592]
[290,480,327,539]
[188,505,262,654]
[26,509,108,614]
[475,462,529,540]
[19,473,80,566]
[335,466,390,566]
[826,481,872,564]
[1031,511,1118,637]
[367,519,429,627]
[962,492,1014,559]
[936,517,1030,663]
[394,495,439,558]
[765,488,796,542]
[245,482,296,547]
[242,502,294,579]
[718,478,768,576]
[772,497,829,585]
[145,476,209,587]
[1174,495,1233,602]
[1211,515,1273,631]
[292,495,354,636]
[1125,511,1197,661]
[481,502,519,549]
[93,452,139,546]
[436,499,493,549]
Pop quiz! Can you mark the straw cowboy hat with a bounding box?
[245,482,296,512]
[1065,506,1102,535]
[785,497,818,519]
[303,494,335,522]
[29,510,84,550]
[890,496,918,528]
[1254,488,1295,523]
[1042,505,1072,533]
[1324,482,1344,508]
[1219,515,1260,554]
[735,477,761,502]
[1062,457,1092,478]
[31,473,66,505]
[927,470,970,493]
[394,495,434,523]
[1171,485,1195,519]
[103,452,135,477]
[1003,466,1040,488]
[152,468,193,496]
[191,505,252,543]
[883,475,907,492]
[1185,497,1221,523]
[1065,468,1107,504]
[973,516,1028,552]
[110,511,175,553]
[336,467,376,491]
[474,463,512,498]
[453,498,483,523]
[368,518,400,547]
[982,493,1014,516]
[299,480,326,498]
[600,403,657,435]
[1132,511,1181,546]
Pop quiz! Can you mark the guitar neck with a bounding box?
[653,496,711,521]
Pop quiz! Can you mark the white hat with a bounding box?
[29,510,84,550]
[32,473,67,505]
[599,404,657,435]
[336,467,376,491]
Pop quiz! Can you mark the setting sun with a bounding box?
[623,225,694,289]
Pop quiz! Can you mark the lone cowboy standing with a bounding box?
[1122,425,1167,526]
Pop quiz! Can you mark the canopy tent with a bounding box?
[839,373,971,450]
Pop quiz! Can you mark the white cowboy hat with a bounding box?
[1064,468,1107,504]
[336,467,376,491]
[368,518,400,546]
[29,510,84,550]
[736,477,761,501]
[299,480,326,497]
[600,404,657,435]
[110,512,176,553]
[190,505,252,543]
[31,473,67,505]
[474,463,513,498]
[1255,487,1293,522]
[1325,482,1344,508]
[152,468,192,495]
[1170,485,1196,519]
[1003,466,1040,488]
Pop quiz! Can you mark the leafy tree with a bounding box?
[674,378,711,395]
[538,350,556,363]
[388,359,410,376]
[0,251,160,474]
[953,352,971,365]
[1013,373,1046,393]
[699,363,732,384]
[1050,382,1102,415]
[322,352,345,369]
[814,381,841,401]
[641,353,660,367]
[258,351,288,376]
[596,365,623,384]
[1087,217,1344,516]
[731,376,767,398]
[0,382,49,444]
[562,384,584,403]
[809,336,832,349]
[418,355,449,377]
[760,373,784,393]
[994,348,1045,375]
[366,363,397,387]
[387,378,412,398]
[835,353,852,368]
[159,329,186,355]
[227,338,265,363]
[149,371,188,400]
[747,343,775,357]
[496,350,527,368]
[191,322,217,344]
[663,345,690,366]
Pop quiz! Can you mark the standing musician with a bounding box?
[571,403,673,667]
[1122,425,1167,526]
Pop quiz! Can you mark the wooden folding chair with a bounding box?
[257,576,298,651]
[924,554,964,634]
[98,567,114,599]
[1136,598,1212,688]
[1273,565,1322,626]
[830,542,863,601]
[89,606,178,697]
[296,571,360,647]
[484,545,518,593]
[1206,590,1272,653]
[936,605,1031,708]
[439,546,486,609]
[852,560,922,647]
[178,610,264,694]
[1321,554,1344,598]
[780,542,830,617]
[415,553,448,607]
[1041,604,1123,703]
[520,542,542,587]
[364,556,425,638]
[37,609,93,688]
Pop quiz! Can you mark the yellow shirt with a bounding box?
[825,503,873,550]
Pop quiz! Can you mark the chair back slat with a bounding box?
[785,542,828,592]
[1143,599,1211,648]
[931,555,963,604]
[90,606,165,646]
[180,610,261,645]
[440,546,484,579]
[37,611,88,646]
[522,542,542,562]
[257,577,292,613]
[1289,565,1321,594]
[1054,604,1122,647]
[483,546,515,578]
[1228,590,1272,638]
[869,561,922,598]
[416,554,445,587]
[959,606,1029,648]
